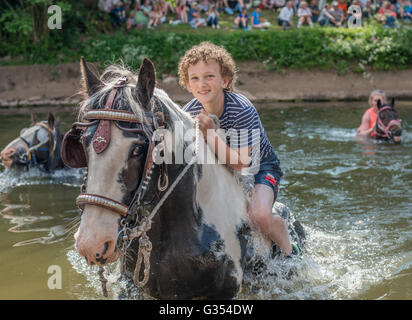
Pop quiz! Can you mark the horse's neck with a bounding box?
[196,163,249,226]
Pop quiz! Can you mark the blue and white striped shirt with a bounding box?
[182,91,274,161]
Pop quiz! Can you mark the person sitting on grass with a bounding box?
[407,3,412,21]
[176,0,189,23]
[337,0,348,18]
[234,7,249,29]
[318,2,334,26]
[361,0,373,19]
[126,1,149,30]
[329,1,345,27]
[188,2,207,28]
[309,0,320,23]
[278,1,295,29]
[377,1,397,27]
[223,0,243,15]
[109,0,127,27]
[141,0,152,15]
[297,1,313,27]
[160,0,175,15]
[148,1,164,28]
[251,5,271,28]
[178,41,300,258]
[207,4,220,28]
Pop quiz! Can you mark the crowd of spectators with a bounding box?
[98,0,412,31]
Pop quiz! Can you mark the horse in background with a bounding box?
[374,98,402,143]
[0,112,65,171]
[63,57,305,299]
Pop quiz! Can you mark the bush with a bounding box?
[77,26,412,76]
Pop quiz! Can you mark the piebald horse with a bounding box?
[63,58,304,299]
[1,113,65,172]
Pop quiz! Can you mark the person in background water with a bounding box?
[357,89,387,138]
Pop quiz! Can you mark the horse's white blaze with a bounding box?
[86,124,131,200]
[76,124,134,256]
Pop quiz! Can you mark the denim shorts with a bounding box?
[254,150,282,201]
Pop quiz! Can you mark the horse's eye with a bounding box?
[132,145,144,157]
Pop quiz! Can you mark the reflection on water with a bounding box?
[0,106,411,299]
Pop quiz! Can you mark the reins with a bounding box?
[123,118,200,287]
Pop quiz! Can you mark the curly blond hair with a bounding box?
[178,42,237,92]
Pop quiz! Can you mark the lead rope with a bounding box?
[98,267,108,297]
[132,119,200,287]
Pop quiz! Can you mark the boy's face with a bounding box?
[186,60,229,107]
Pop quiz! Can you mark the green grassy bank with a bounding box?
[3,26,412,77]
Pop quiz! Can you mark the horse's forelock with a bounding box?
[78,65,144,122]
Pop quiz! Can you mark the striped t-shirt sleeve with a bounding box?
[230,98,261,149]
[182,98,201,116]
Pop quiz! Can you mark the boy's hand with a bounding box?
[196,110,214,140]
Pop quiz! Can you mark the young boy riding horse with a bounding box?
[178,42,300,257]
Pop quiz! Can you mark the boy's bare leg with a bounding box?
[248,184,293,255]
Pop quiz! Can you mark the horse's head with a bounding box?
[0,113,60,170]
[375,98,402,143]
[65,57,173,266]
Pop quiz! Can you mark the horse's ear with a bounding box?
[391,97,395,108]
[48,112,55,129]
[31,113,38,125]
[136,58,156,110]
[377,99,383,110]
[80,56,102,97]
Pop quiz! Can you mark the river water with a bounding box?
[0,103,411,300]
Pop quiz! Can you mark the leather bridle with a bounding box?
[62,77,168,222]
[375,106,402,140]
[16,122,56,167]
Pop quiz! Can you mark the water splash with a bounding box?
[0,166,84,195]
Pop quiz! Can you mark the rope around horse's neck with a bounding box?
[132,118,200,288]
[146,119,200,222]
